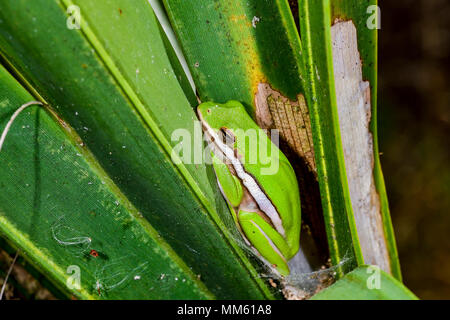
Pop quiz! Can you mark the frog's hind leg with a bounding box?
[238,210,291,276]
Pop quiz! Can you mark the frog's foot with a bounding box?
[238,210,291,276]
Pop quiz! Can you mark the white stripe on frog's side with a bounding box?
[199,112,286,237]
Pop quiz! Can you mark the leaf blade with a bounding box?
[0,0,273,299]
[0,64,212,299]
[311,265,417,300]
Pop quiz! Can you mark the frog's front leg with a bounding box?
[238,210,291,276]
[211,152,243,208]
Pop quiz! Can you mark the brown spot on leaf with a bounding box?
[89,249,99,258]
[254,83,329,267]
[255,83,316,173]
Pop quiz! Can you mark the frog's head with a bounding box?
[196,100,248,131]
[200,100,258,143]
[197,100,251,124]
[197,100,252,149]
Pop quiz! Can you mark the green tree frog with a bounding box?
[197,100,301,276]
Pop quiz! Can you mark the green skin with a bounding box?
[197,100,301,276]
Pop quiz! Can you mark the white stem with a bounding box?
[0,251,19,300]
[147,0,196,93]
[0,101,43,153]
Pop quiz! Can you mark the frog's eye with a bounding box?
[220,127,235,145]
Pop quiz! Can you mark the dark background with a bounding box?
[1,0,449,300]
[379,0,449,299]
